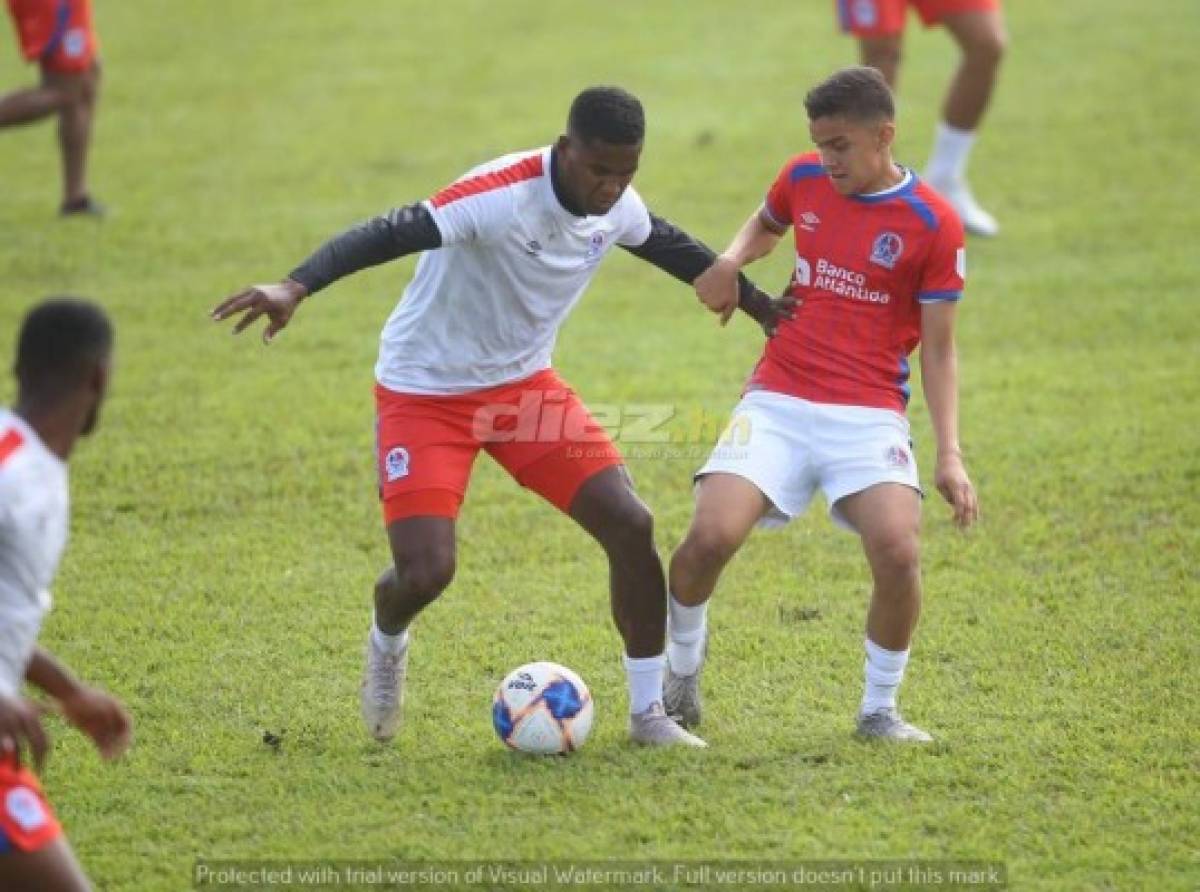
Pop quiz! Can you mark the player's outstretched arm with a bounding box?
[25,647,132,761]
[694,206,787,325]
[920,301,979,529]
[621,213,794,336]
[210,203,442,342]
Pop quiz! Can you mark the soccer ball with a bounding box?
[492,661,594,754]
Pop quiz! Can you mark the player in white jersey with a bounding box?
[212,86,792,749]
[0,298,131,891]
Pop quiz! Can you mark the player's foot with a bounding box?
[924,176,998,237]
[629,701,708,748]
[663,662,703,728]
[855,707,934,743]
[360,633,408,742]
[60,195,107,218]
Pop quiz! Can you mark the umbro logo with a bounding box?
[524,239,542,255]
[799,211,820,232]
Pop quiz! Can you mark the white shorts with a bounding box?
[696,389,921,532]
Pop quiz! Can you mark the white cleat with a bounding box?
[855,707,934,743]
[924,176,999,237]
[360,634,408,742]
[629,701,708,748]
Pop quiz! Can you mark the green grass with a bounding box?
[2,1,1198,889]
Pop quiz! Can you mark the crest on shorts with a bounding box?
[884,445,910,468]
[870,231,904,270]
[384,446,410,482]
[851,0,878,27]
[5,788,47,833]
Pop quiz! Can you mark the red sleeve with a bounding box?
[917,211,966,303]
[762,158,796,229]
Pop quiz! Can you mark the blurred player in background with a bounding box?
[666,67,978,742]
[1,0,104,216]
[836,0,1006,236]
[0,298,132,891]
[212,86,792,750]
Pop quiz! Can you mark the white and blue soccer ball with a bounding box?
[492,661,594,754]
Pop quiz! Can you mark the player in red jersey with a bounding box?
[0,298,132,891]
[664,67,978,742]
[1,0,104,215]
[836,0,1006,236]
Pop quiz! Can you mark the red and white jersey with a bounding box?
[0,409,68,698]
[375,146,653,395]
[751,151,965,413]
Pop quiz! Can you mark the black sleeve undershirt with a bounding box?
[288,203,442,295]
[620,212,761,306]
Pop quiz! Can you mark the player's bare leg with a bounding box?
[858,35,903,89]
[665,473,768,727]
[0,82,68,126]
[360,516,457,741]
[0,837,92,892]
[925,9,1007,236]
[44,64,103,215]
[569,466,705,747]
[835,483,932,742]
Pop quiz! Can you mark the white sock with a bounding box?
[861,638,910,715]
[666,594,708,676]
[623,653,666,715]
[925,121,977,184]
[371,616,409,656]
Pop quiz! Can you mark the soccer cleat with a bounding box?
[923,176,998,237]
[629,701,708,748]
[60,195,107,218]
[360,633,408,742]
[663,664,703,728]
[855,707,934,743]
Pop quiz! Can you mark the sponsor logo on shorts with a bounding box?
[5,787,47,833]
[885,445,910,469]
[384,446,410,482]
[870,231,904,270]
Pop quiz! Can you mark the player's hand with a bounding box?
[695,255,741,326]
[0,694,50,771]
[210,279,309,344]
[934,450,979,529]
[58,685,133,761]
[744,288,798,338]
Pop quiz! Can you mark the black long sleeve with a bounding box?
[620,212,761,306]
[288,203,442,295]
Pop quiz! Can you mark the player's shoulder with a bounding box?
[461,146,547,180]
[0,410,59,489]
[907,177,965,238]
[777,151,826,183]
[430,147,548,211]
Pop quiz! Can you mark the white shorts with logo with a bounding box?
[696,389,921,532]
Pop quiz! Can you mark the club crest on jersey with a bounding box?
[870,231,904,270]
[384,447,410,482]
[584,231,606,263]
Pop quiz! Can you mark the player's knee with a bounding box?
[965,26,1006,69]
[396,548,456,602]
[682,523,742,573]
[870,532,920,579]
[598,498,655,555]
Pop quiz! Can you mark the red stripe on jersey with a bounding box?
[430,154,545,208]
[0,428,25,466]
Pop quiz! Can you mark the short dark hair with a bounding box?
[804,66,895,123]
[15,297,113,396]
[568,86,645,146]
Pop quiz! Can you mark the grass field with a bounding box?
[2,1,1198,889]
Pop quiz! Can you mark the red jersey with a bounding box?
[749,152,965,413]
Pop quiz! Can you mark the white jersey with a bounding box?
[374,146,653,395]
[0,409,69,698]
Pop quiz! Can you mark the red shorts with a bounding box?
[375,369,623,523]
[6,0,97,73]
[837,0,999,36]
[0,753,61,854]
